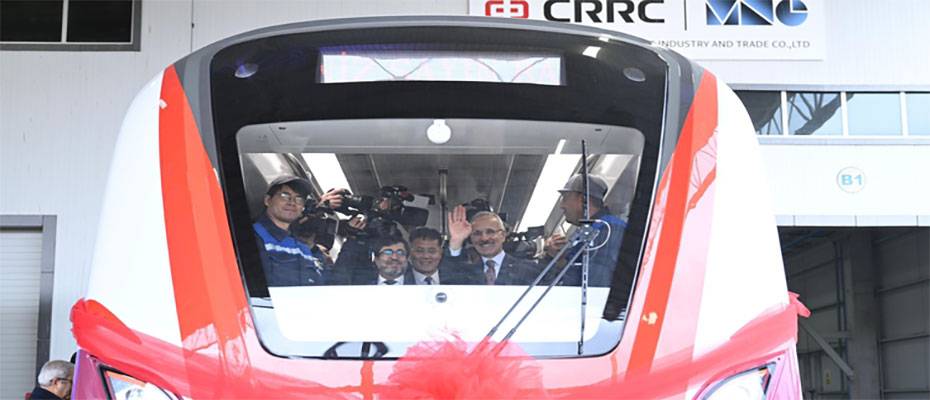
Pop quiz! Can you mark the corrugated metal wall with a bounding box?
[875,229,930,399]
[783,227,929,399]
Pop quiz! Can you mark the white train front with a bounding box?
[70,16,806,399]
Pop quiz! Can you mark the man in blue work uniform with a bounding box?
[544,174,627,288]
[253,176,335,286]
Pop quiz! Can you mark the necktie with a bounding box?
[424,276,434,285]
[384,279,397,285]
[485,259,497,285]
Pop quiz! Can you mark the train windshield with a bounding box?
[211,27,668,358]
[237,119,642,358]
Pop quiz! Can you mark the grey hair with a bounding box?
[470,211,507,231]
[37,360,74,387]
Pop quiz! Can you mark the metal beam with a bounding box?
[799,318,856,378]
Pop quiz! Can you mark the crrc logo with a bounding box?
[485,0,530,18]
[706,0,808,26]
[483,0,666,23]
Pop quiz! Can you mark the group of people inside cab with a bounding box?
[252,173,627,288]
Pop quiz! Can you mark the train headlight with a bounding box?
[701,364,773,400]
[103,369,179,400]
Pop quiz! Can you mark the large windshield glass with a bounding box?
[237,118,642,357]
[209,27,668,358]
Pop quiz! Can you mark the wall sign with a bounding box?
[836,166,865,194]
[469,0,826,60]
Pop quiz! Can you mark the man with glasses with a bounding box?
[254,176,342,286]
[30,360,73,399]
[446,207,541,285]
[369,235,411,285]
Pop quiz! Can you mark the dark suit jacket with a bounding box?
[495,254,544,285]
[333,262,395,285]
[367,271,413,285]
[406,261,485,285]
[446,252,543,286]
[29,387,61,399]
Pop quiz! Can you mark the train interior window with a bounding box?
[236,118,643,358]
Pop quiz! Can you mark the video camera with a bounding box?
[461,198,507,223]
[333,185,429,239]
[503,226,546,259]
[292,198,340,249]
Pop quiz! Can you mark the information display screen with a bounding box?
[319,45,563,86]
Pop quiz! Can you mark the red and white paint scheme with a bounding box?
[72,17,807,399]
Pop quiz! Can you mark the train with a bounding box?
[71,16,807,399]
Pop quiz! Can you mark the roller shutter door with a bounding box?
[0,228,43,400]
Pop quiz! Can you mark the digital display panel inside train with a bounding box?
[319,45,564,85]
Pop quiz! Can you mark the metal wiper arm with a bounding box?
[578,140,591,355]
[482,223,599,354]
[482,140,598,356]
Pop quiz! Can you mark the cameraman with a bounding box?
[327,187,416,284]
[290,214,335,266]
[253,176,344,287]
[327,199,396,285]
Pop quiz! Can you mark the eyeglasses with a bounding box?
[378,249,407,257]
[275,191,307,205]
[470,228,503,238]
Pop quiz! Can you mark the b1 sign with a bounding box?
[469,0,826,60]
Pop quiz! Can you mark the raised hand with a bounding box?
[319,188,347,209]
[447,205,472,251]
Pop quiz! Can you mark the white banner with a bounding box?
[468,0,825,60]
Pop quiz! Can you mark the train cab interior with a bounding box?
[235,117,644,358]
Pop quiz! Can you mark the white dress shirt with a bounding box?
[481,251,505,277]
[411,269,440,285]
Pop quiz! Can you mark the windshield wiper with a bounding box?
[483,140,598,356]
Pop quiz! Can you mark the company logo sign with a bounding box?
[485,0,530,18]
[469,0,825,60]
[706,0,808,26]
[484,0,664,23]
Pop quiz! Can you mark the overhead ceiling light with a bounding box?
[426,119,452,144]
[582,46,601,59]
[302,153,352,193]
[517,154,580,232]
[554,139,567,155]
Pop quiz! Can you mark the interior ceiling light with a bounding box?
[302,153,352,193]
[582,46,602,59]
[426,119,452,144]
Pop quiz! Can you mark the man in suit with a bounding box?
[30,360,73,399]
[407,227,483,285]
[368,235,411,285]
[446,206,542,285]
